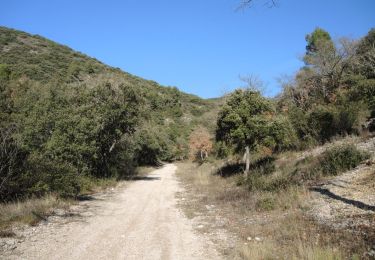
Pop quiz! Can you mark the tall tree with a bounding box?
[216,89,297,176]
[305,27,334,57]
[216,89,273,177]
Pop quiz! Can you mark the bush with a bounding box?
[268,116,298,152]
[319,144,370,176]
[250,155,276,175]
[307,104,362,143]
[0,64,10,81]
[288,106,310,140]
[307,106,336,142]
[215,141,231,158]
[245,172,292,192]
[26,154,81,198]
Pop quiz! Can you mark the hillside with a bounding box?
[0,26,219,129]
[1,23,375,260]
[0,26,220,200]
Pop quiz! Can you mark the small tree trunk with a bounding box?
[109,140,116,153]
[244,146,250,179]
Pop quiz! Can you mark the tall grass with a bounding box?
[0,195,69,230]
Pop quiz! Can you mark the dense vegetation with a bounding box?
[279,28,375,144]
[212,27,375,198]
[0,25,374,203]
[216,27,375,160]
[0,26,219,201]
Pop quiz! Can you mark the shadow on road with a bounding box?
[127,176,161,181]
[76,194,97,201]
[311,187,375,212]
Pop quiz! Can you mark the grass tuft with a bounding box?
[0,195,69,229]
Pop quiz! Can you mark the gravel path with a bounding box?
[1,164,221,260]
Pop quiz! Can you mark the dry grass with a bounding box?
[239,241,343,260]
[176,160,368,259]
[0,195,70,230]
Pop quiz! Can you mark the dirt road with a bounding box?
[3,164,221,260]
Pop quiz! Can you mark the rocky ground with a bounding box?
[309,137,375,258]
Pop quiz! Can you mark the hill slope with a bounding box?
[0,26,220,157]
[0,26,220,200]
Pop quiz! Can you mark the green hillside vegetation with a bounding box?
[0,26,219,201]
[176,28,375,259]
[216,27,375,163]
[213,29,374,196]
[0,25,374,208]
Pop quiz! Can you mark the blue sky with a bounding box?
[1,0,375,98]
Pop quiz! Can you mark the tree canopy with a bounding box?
[216,89,296,154]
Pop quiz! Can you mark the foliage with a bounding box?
[0,79,141,200]
[133,126,174,165]
[0,125,28,201]
[0,26,223,200]
[278,27,375,146]
[267,115,298,151]
[354,28,375,79]
[319,145,369,176]
[0,64,10,81]
[305,27,334,57]
[216,89,297,155]
[188,126,213,161]
[216,89,273,152]
[250,155,276,175]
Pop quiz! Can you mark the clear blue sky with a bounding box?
[2,0,374,98]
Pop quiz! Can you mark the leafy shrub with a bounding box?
[307,105,361,143]
[307,106,336,142]
[319,144,370,176]
[0,126,28,201]
[215,141,231,158]
[250,155,276,175]
[289,156,321,182]
[268,116,298,151]
[287,106,310,140]
[27,154,81,198]
[0,64,10,81]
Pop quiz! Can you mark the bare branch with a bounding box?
[237,0,278,11]
[239,74,266,94]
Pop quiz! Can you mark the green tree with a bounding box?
[305,27,333,57]
[217,89,297,176]
[354,28,375,79]
[216,89,273,176]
